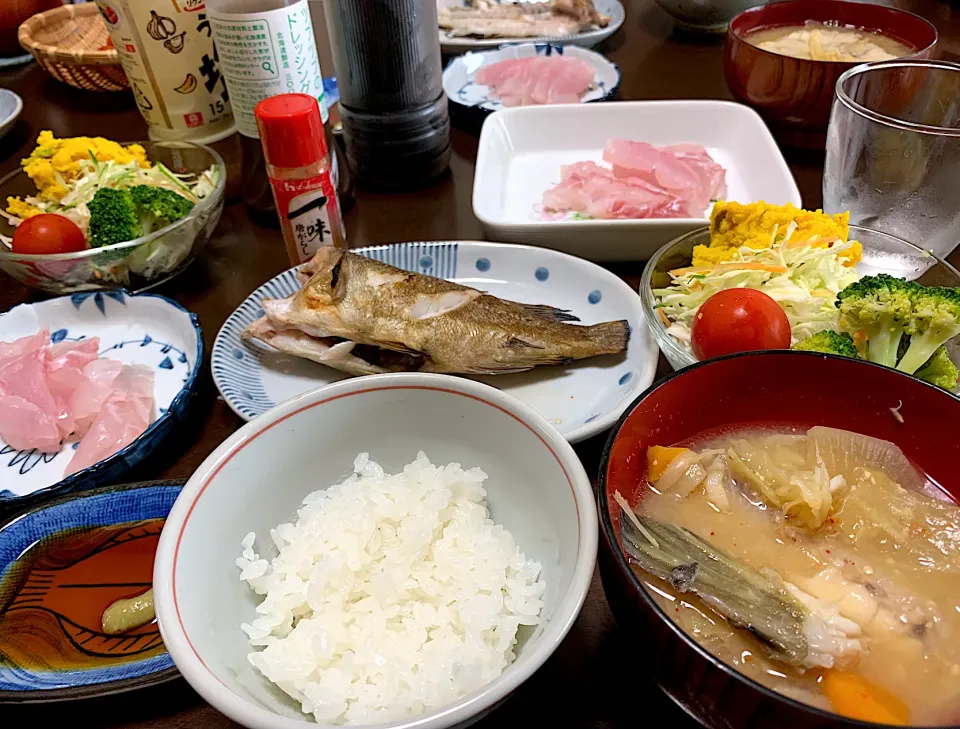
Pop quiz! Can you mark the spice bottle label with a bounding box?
[208,0,327,139]
[271,173,344,265]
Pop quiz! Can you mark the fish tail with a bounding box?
[582,320,630,354]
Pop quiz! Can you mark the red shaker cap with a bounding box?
[255,94,328,169]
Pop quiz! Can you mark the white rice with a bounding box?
[237,452,546,725]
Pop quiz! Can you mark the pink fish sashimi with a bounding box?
[661,143,728,205]
[0,331,62,452]
[45,338,101,436]
[602,139,726,216]
[0,330,48,368]
[0,396,62,452]
[475,57,531,87]
[0,338,63,436]
[65,365,155,477]
[476,55,594,107]
[543,161,688,220]
[70,358,124,438]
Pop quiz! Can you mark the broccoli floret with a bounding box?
[896,286,960,374]
[914,346,959,390]
[793,330,860,358]
[130,185,194,233]
[836,274,915,367]
[87,188,140,247]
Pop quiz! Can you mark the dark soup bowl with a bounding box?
[724,0,937,149]
[598,351,960,729]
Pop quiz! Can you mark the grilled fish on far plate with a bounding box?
[438,0,609,39]
[242,248,629,376]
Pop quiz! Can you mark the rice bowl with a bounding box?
[154,373,597,729]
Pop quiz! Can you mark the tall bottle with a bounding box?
[204,0,351,223]
[323,0,450,189]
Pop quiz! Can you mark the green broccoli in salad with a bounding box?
[792,331,860,358]
[835,274,915,367]
[88,188,141,248]
[914,346,960,391]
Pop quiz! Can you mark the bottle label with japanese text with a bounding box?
[95,0,234,141]
[271,173,344,265]
[208,0,327,139]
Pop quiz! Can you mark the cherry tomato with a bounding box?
[691,288,791,360]
[12,214,87,255]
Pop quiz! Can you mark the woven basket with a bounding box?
[18,3,128,92]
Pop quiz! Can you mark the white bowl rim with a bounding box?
[154,372,599,729]
[0,89,23,128]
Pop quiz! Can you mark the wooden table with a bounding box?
[2,1,959,726]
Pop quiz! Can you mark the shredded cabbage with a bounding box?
[654,227,863,349]
[8,156,218,238]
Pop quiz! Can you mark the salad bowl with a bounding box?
[641,224,960,373]
[0,140,225,295]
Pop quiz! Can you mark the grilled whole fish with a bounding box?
[243,248,629,375]
[438,0,609,39]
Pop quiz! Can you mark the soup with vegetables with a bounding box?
[746,22,914,62]
[616,427,960,726]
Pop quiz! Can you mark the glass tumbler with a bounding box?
[824,60,960,259]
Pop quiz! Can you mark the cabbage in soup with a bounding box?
[746,21,915,62]
[617,427,960,726]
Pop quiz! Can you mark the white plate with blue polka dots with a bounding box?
[212,241,657,443]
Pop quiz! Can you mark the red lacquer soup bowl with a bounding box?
[598,351,960,729]
[724,0,937,148]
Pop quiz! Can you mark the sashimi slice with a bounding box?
[0,394,61,453]
[65,365,154,477]
[544,159,688,220]
[0,343,63,437]
[70,358,124,438]
[475,55,595,107]
[603,139,725,216]
[475,57,531,87]
[46,338,101,436]
[661,143,727,201]
[0,331,48,368]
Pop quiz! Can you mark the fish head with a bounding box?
[300,248,347,306]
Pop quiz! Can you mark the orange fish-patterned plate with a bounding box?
[0,480,183,702]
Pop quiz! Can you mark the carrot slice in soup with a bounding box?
[822,671,910,726]
[647,446,691,483]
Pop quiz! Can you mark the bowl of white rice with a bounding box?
[154,372,597,729]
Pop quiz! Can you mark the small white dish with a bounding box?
[212,241,657,443]
[0,89,21,141]
[443,43,620,114]
[472,100,803,261]
[438,0,625,52]
[0,291,202,502]
[155,373,597,729]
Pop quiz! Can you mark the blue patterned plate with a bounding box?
[212,241,658,443]
[0,480,183,702]
[0,291,202,503]
[443,43,620,115]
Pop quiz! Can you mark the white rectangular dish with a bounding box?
[472,100,802,262]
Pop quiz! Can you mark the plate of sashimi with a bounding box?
[443,43,620,112]
[472,100,803,261]
[0,291,202,502]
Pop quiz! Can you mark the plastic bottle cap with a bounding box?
[255,94,328,169]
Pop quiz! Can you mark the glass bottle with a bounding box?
[205,0,352,224]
